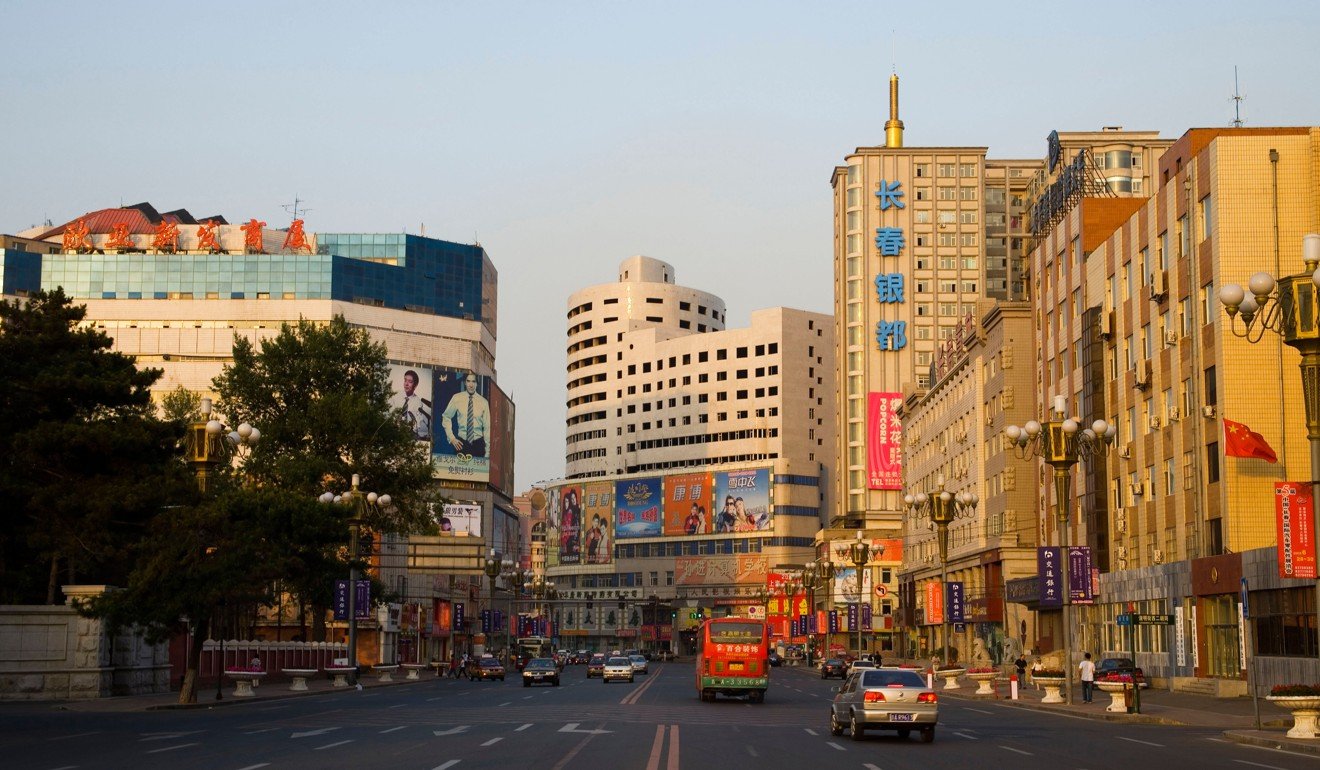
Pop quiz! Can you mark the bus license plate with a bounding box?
[730,662,744,671]
[889,713,914,722]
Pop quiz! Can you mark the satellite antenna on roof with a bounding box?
[283,196,313,221]
[1230,66,1245,128]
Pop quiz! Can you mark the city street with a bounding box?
[1,663,1316,770]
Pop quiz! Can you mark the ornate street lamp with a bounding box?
[843,532,884,660]
[318,474,391,685]
[904,477,978,668]
[799,562,821,667]
[482,549,503,659]
[1005,398,1114,705]
[617,592,628,649]
[1220,234,1320,663]
[186,397,260,492]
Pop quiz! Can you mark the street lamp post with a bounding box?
[648,594,660,655]
[845,532,884,661]
[1220,234,1320,663]
[1005,400,1114,705]
[904,477,978,667]
[318,474,391,686]
[617,592,627,650]
[482,549,502,659]
[800,562,820,667]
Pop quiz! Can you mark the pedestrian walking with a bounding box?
[1013,654,1027,685]
[1079,652,1095,703]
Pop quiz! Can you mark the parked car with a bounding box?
[522,657,560,687]
[768,651,783,668]
[603,656,635,683]
[821,658,847,679]
[470,657,506,681]
[628,654,649,674]
[1095,657,1148,687]
[847,660,877,676]
[830,668,938,742]
[586,654,606,678]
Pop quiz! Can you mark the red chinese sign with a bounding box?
[152,222,179,253]
[241,218,266,253]
[867,392,903,489]
[196,220,221,252]
[282,218,311,253]
[105,223,135,250]
[924,580,944,625]
[1276,482,1317,579]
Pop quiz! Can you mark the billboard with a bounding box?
[440,503,481,536]
[554,484,583,565]
[675,554,768,585]
[432,367,492,483]
[615,477,663,539]
[389,364,433,451]
[1276,481,1318,579]
[545,487,562,567]
[582,481,613,565]
[492,507,518,563]
[711,468,772,532]
[831,566,872,604]
[488,381,515,498]
[867,392,903,490]
[663,472,712,536]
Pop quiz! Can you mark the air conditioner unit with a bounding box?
[1167,406,1180,422]
[1202,405,1216,419]
[1099,310,1115,340]
[1115,513,1127,533]
[1118,445,1132,458]
[1148,270,1168,300]
[1129,482,1144,497]
[1149,414,1162,429]
[1152,548,1165,564]
[1134,359,1152,389]
[1164,329,1180,345]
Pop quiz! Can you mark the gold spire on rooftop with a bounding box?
[884,73,904,148]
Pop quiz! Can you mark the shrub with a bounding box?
[1033,669,1065,678]
[1270,684,1320,697]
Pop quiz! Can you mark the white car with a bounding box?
[628,654,648,674]
[603,656,635,683]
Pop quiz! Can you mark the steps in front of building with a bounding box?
[1172,676,1246,697]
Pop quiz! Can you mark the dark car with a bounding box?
[768,651,783,668]
[821,658,847,679]
[586,654,606,678]
[1095,657,1147,687]
[522,657,560,687]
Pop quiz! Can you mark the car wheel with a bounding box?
[897,729,911,738]
[829,710,844,736]
[553,680,560,686]
[628,677,634,683]
[523,681,530,687]
[921,727,935,743]
[850,711,865,741]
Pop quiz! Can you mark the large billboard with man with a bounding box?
[432,367,492,483]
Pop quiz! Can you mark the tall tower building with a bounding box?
[830,74,1039,530]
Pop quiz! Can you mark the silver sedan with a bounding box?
[829,668,938,742]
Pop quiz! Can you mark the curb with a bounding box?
[936,689,1186,725]
[1223,729,1320,756]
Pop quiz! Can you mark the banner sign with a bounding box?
[1276,481,1317,579]
[862,603,873,631]
[847,602,859,632]
[1068,546,1095,603]
[334,579,371,620]
[615,477,663,538]
[924,580,944,625]
[828,610,839,633]
[453,602,465,632]
[946,582,965,623]
[1038,547,1063,608]
[866,392,903,490]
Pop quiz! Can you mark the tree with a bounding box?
[212,316,436,638]
[0,289,179,604]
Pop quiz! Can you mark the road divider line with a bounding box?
[379,726,408,734]
[516,723,534,731]
[964,707,993,714]
[235,764,270,770]
[826,742,846,751]
[498,702,511,707]
[145,743,198,754]
[54,732,101,741]
[550,724,605,770]
[955,731,978,740]
[1000,746,1032,756]
[431,761,460,770]
[667,724,679,770]
[804,728,818,735]
[1233,761,1286,770]
[242,728,277,735]
[481,737,504,747]
[1117,736,1164,748]
[314,740,353,750]
[645,725,665,770]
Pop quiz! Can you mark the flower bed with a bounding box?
[1272,684,1320,697]
[966,667,996,674]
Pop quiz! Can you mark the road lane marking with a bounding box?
[668,724,679,770]
[1117,737,1164,748]
[140,731,203,741]
[259,705,290,710]
[515,724,534,731]
[550,725,604,770]
[235,765,270,770]
[955,732,978,740]
[49,766,79,770]
[524,695,534,699]
[54,732,101,741]
[481,737,504,747]
[145,743,198,754]
[826,741,846,751]
[964,707,993,714]
[804,728,818,735]
[646,724,667,770]
[431,762,461,770]
[1000,746,1032,756]
[433,726,470,736]
[379,726,407,734]
[242,728,277,735]
[746,745,758,757]
[389,703,408,709]
[864,765,884,770]
[291,728,340,739]
[560,723,612,734]
[315,740,353,750]
[1234,762,1287,770]
[427,696,446,701]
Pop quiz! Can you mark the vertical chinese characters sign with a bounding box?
[1068,547,1094,603]
[867,392,903,489]
[1037,547,1063,608]
[1276,482,1317,579]
[946,582,964,623]
[924,580,944,625]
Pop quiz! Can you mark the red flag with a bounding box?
[1224,419,1278,463]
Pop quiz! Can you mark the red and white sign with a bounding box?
[1276,481,1317,579]
[867,392,903,490]
[924,580,944,625]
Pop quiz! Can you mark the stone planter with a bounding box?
[401,663,427,680]
[1095,680,1131,713]
[936,668,966,690]
[967,671,998,696]
[1267,695,1320,739]
[224,670,266,697]
[1035,675,1066,704]
[282,668,317,691]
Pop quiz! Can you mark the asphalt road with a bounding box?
[2,662,1317,770]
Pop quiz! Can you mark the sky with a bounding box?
[3,1,1318,491]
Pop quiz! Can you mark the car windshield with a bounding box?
[607,657,630,665]
[480,659,501,668]
[590,655,604,663]
[630,655,645,662]
[826,659,843,665]
[861,670,927,688]
[707,622,763,643]
[1100,658,1135,668]
[526,659,556,670]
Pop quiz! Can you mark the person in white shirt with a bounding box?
[441,371,490,456]
[1079,651,1096,703]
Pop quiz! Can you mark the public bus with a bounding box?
[517,636,553,661]
[695,617,770,703]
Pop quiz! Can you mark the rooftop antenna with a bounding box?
[891,29,896,74]
[283,195,313,221]
[1230,66,1245,128]
[420,222,426,237]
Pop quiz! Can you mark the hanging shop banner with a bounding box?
[582,482,614,565]
[866,392,903,490]
[334,579,371,620]
[615,477,663,539]
[1037,547,1063,608]
[862,604,873,631]
[1276,481,1318,579]
[453,602,465,633]
[712,468,772,532]
[1068,546,1095,603]
[664,472,713,536]
[946,582,965,623]
[554,484,583,565]
[924,580,944,625]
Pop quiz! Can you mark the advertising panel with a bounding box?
[867,392,903,490]
[1276,481,1318,579]
[440,503,482,537]
[615,477,663,539]
[554,484,583,565]
[1037,547,1063,608]
[487,381,515,498]
[431,367,492,483]
[1068,546,1094,603]
[925,580,944,625]
[663,472,712,536]
[545,486,562,567]
[831,565,871,604]
[673,554,768,585]
[389,364,433,451]
[492,507,518,563]
[582,481,613,565]
[711,468,772,532]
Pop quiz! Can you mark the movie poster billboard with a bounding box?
[492,507,518,563]
[663,472,712,536]
[440,503,482,536]
[582,482,613,565]
[615,477,663,539]
[487,381,515,499]
[555,484,583,565]
[431,367,492,483]
[389,364,434,451]
[545,486,563,567]
[867,392,903,490]
[711,468,772,532]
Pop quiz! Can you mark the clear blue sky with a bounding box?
[3,1,1318,490]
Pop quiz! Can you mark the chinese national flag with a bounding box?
[1224,419,1278,463]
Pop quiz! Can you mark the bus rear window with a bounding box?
[707,623,763,643]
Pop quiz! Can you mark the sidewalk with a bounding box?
[783,662,1320,756]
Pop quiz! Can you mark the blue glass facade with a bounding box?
[14,233,492,325]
